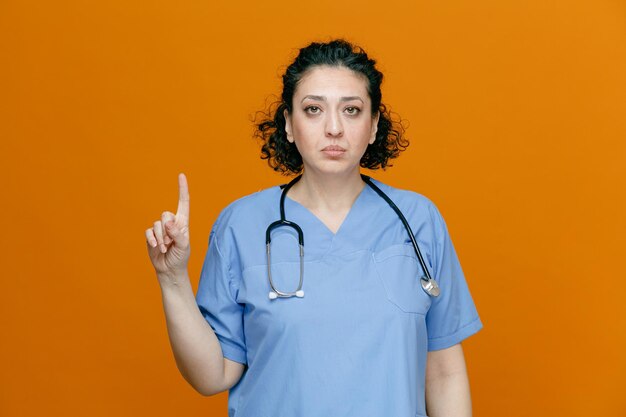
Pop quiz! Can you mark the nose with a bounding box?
[325,110,344,137]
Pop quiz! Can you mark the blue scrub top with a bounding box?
[196,178,483,417]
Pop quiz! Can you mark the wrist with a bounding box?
[157,269,190,287]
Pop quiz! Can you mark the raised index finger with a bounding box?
[176,172,190,221]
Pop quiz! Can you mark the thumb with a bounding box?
[165,221,189,248]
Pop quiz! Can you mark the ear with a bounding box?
[369,111,380,145]
[284,108,294,143]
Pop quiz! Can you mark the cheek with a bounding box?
[291,119,318,143]
[290,128,313,154]
[292,123,306,138]
[357,123,375,142]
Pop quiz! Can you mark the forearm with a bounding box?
[159,271,226,396]
[425,370,473,417]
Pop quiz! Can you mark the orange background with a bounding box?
[1,1,624,416]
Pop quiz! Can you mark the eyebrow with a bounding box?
[301,95,364,103]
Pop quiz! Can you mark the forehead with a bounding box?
[295,65,369,99]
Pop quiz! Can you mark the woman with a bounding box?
[145,39,483,417]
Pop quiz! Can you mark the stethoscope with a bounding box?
[265,174,441,300]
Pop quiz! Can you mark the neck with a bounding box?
[289,168,365,211]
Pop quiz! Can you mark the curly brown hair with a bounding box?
[253,39,409,175]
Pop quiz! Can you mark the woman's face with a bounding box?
[284,65,379,177]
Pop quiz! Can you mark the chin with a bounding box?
[307,162,359,176]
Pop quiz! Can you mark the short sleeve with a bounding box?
[195,228,247,365]
[425,203,483,351]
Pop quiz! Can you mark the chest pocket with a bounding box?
[372,243,433,315]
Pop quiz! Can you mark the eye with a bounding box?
[345,106,361,115]
[304,105,321,114]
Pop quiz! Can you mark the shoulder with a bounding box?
[368,177,440,217]
[211,185,279,232]
[367,177,448,238]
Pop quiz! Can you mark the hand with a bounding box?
[145,173,191,278]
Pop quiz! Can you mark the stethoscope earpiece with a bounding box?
[269,290,305,300]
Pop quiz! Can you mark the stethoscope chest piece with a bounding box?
[420,276,441,297]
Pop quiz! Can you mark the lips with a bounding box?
[321,145,346,158]
[322,145,346,152]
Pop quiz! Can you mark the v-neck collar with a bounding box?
[284,182,371,238]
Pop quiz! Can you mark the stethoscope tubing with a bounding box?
[267,174,439,299]
[360,174,435,283]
